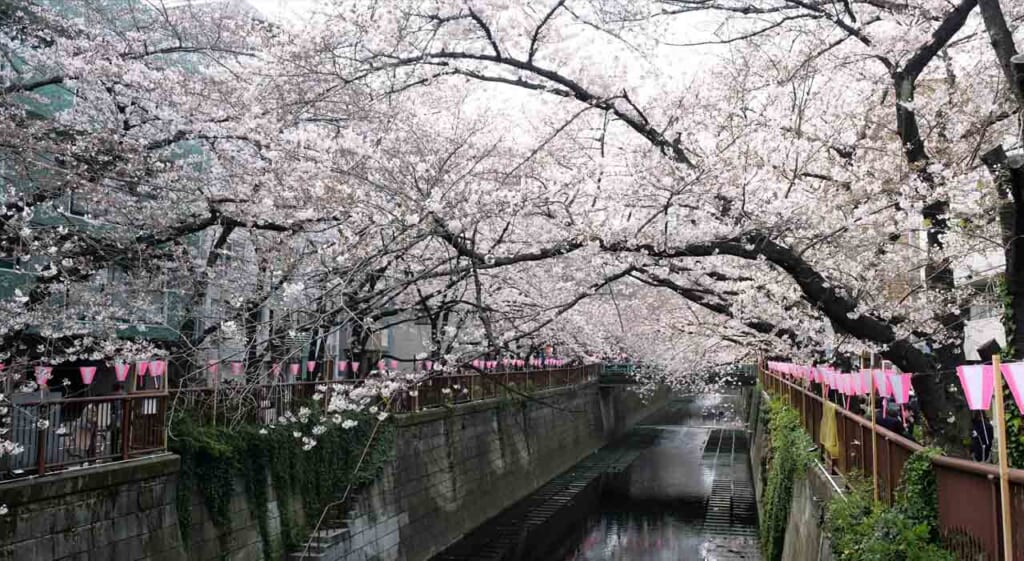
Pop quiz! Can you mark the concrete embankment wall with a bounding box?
[326,381,670,561]
[0,454,185,561]
[750,388,838,561]
[0,382,667,561]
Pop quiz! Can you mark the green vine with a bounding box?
[760,398,815,561]
[827,449,953,561]
[170,412,395,559]
[997,275,1024,468]
[894,447,942,538]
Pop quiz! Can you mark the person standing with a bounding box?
[875,405,905,436]
[971,412,994,463]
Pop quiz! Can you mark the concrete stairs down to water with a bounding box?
[286,527,350,561]
[702,428,761,560]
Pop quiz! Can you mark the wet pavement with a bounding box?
[432,391,761,561]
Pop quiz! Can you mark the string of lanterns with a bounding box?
[765,360,1024,413]
[14,355,569,388]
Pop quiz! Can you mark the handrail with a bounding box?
[762,365,1024,559]
[12,390,169,407]
[1,365,600,482]
[765,368,1024,483]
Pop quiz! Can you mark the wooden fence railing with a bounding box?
[760,365,1024,561]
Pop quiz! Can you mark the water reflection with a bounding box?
[428,392,760,561]
[556,391,760,561]
[562,508,709,561]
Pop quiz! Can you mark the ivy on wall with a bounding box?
[760,398,815,561]
[827,448,953,561]
[997,276,1024,468]
[170,413,395,560]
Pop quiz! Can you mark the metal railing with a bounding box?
[1,391,168,480]
[1,365,601,481]
[760,366,1024,561]
[168,365,601,423]
[390,365,600,412]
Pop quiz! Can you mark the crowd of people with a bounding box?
[863,393,994,463]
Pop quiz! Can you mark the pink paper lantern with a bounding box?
[288,363,300,379]
[136,361,149,378]
[79,366,97,385]
[1000,362,1024,413]
[424,360,433,371]
[854,371,865,394]
[390,359,399,370]
[888,373,912,405]
[873,369,893,398]
[307,361,317,374]
[376,360,385,371]
[149,360,166,377]
[114,363,131,382]
[338,361,348,372]
[230,362,243,377]
[351,361,360,373]
[956,364,995,410]
[270,363,281,379]
[34,366,52,387]
[206,360,220,384]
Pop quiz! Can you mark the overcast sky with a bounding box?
[246,0,318,19]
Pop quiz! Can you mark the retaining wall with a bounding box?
[0,454,184,561]
[751,388,838,561]
[318,381,668,561]
[0,382,666,561]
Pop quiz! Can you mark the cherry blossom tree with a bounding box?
[3,0,1022,454]
[264,0,1023,447]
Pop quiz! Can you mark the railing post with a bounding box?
[122,397,132,461]
[885,438,893,504]
[36,403,48,476]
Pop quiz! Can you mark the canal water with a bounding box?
[433,392,761,561]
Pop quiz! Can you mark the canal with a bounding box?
[432,391,761,561]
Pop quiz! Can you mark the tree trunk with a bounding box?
[983,147,1024,356]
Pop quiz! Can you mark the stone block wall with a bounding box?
[0,454,185,561]
[316,381,664,561]
[0,382,666,561]
[185,474,285,561]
